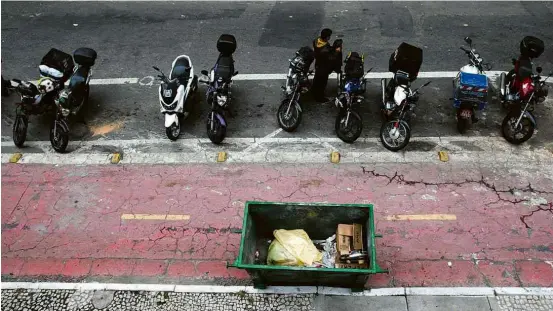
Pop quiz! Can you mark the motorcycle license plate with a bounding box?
[460,110,472,118]
[164,89,172,97]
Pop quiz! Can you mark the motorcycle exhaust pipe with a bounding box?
[499,72,506,97]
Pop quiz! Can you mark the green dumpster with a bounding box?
[228,201,388,290]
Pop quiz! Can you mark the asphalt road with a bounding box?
[2,1,553,149]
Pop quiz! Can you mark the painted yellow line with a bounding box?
[121,214,190,221]
[385,214,457,221]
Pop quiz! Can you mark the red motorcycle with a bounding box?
[499,36,550,144]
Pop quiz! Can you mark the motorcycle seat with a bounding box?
[69,66,90,89]
[170,58,192,82]
[214,55,234,81]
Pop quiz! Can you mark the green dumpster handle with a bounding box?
[375,234,383,238]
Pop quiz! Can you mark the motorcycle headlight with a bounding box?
[61,108,70,117]
[217,95,227,106]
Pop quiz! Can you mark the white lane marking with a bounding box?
[25,70,553,86]
[2,282,553,297]
[88,78,139,85]
[241,128,283,153]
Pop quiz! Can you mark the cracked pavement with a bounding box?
[2,161,552,287]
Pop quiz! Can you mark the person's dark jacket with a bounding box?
[313,37,339,73]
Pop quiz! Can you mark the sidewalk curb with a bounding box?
[2,283,552,297]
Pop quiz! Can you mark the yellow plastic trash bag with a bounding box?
[267,229,322,266]
[267,239,300,266]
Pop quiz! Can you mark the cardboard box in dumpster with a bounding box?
[334,253,368,269]
[335,223,365,268]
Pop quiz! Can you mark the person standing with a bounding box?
[311,28,341,102]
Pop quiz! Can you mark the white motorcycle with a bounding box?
[153,55,198,140]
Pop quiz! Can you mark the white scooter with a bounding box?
[153,55,198,140]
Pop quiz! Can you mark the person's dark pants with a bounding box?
[312,68,331,101]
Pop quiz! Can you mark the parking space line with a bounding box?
[24,71,521,86]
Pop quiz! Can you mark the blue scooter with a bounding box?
[452,37,492,133]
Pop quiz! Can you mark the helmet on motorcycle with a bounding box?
[38,78,55,93]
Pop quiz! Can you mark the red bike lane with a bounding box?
[1,163,552,287]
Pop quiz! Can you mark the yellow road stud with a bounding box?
[111,153,122,164]
[9,153,23,163]
[438,151,449,162]
[217,151,227,162]
[330,151,340,164]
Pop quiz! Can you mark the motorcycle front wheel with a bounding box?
[380,120,411,152]
[335,110,362,143]
[13,114,29,148]
[165,122,180,141]
[501,112,534,145]
[277,99,302,132]
[50,120,69,153]
[207,112,227,144]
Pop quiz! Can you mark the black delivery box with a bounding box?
[40,48,75,82]
[217,34,237,56]
[520,36,544,59]
[389,42,423,82]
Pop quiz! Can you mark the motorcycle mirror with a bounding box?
[423,81,432,87]
[511,58,517,65]
[153,66,160,71]
[536,66,543,74]
[464,37,472,45]
[201,70,209,76]
[233,71,239,76]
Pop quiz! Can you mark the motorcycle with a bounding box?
[10,78,58,147]
[333,51,372,143]
[498,36,548,144]
[11,48,74,148]
[451,37,492,133]
[380,43,430,152]
[277,46,314,132]
[199,34,238,144]
[153,55,198,141]
[50,47,97,153]
[500,67,551,144]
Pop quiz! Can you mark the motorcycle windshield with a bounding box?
[170,65,191,81]
[161,81,178,104]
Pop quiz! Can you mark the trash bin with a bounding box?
[228,201,388,290]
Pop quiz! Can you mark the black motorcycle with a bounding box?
[10,79,57,147]
[380,43,430,152]
[199,34,238,144]
[50,47,97,153]
[334,52,372,143]
[277,46,314,132]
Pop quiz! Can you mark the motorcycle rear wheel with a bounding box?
[380,120,411,152]
[277,99,302,132]
[456,110,472,134]
[335,110,362,143]
[501,112,534,145]
[12,114,28,148]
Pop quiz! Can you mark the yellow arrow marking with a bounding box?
[121,214,190,220]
